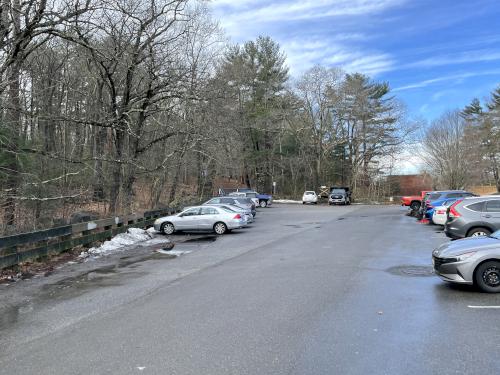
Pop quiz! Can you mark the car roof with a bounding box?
[458,195,500,202]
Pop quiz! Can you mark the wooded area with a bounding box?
[421,89,500,192]
[0,0,498,235]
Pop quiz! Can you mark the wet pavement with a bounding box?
[1,204,500,374]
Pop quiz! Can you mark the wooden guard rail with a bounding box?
[0,207,180,270]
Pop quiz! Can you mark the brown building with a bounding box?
[387,173,433,196]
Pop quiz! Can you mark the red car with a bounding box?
[401,191,429,211]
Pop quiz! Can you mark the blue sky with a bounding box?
[210,0,500,122]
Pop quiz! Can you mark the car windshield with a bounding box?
[428,193,441,200]
[246,193,257,198]
[305,191,315,195]
[331,189,345,193]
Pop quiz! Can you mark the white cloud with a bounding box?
[214,0,406,25]
[408,49,500,68]
[283,38,394,77]
[211,0,400,77]
[393,69,500,92]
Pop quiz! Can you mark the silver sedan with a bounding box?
[203,204,253,224]
[154,205,247,235]
[433,230,500,292]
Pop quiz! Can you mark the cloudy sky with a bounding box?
[210,0,500,122]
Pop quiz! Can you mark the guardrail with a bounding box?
[0,207,180,270]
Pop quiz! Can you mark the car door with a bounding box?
[177,208,201,230]
[200,206,218,229]
[482,199,500,230]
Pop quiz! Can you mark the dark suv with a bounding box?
[445,196,500,239]
[328,187,351,205]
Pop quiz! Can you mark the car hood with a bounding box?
[434,236,500,257]
[156,214,179,223]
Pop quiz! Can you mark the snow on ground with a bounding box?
[80,227,168,259]
[273,199,302,204]
[156,249,192,257]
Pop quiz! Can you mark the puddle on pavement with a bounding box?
[181,235,217,243]
[387,265,435,277]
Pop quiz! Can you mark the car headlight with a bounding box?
[456,251,477,261]
[154,219,161,225]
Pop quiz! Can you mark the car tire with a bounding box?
[467,227,491,237]
[474,261,500,293]
[161,222,175,235]
[259,200,267,208]
[302,202,305,204]
[214,222,227,235]
[410,201,421,211]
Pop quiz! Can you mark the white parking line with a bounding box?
[468,305,500,309]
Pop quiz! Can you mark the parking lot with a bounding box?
[1,204,500,374]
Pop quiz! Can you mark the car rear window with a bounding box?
[486,200,500,212]
[466,202,485,212]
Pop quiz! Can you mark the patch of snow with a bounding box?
[156,249,191,257]
[273,199,303,204]
[79,228,167,259]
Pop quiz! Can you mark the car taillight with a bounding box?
[449,200,463,218]
[436,210,446,214]
[233,214,242,219]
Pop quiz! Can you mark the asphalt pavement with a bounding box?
[1,204,500,374]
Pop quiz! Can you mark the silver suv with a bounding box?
[445,196,500,239]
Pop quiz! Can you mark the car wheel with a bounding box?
[475,261,500,293]
[161,222,175,235]
[468,227,491,237]
[410,201,421,211]
[259,200,267,208]
[302,202,305,204]
[214,222,227,235]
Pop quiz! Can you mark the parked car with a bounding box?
[202,204,254,224]
[431,199,457,226]
[425,191,475,219]
[445,196,500,239]
[228,192,259,207]
[302,191,318,204]
[220,187,273,208]
[204,197,256,217]
[433,230,500,292]
[401,191,429,211]
[328,187,351,205]
[420,190,475,218]
[238,189,273,208]
[154,205,246,235]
